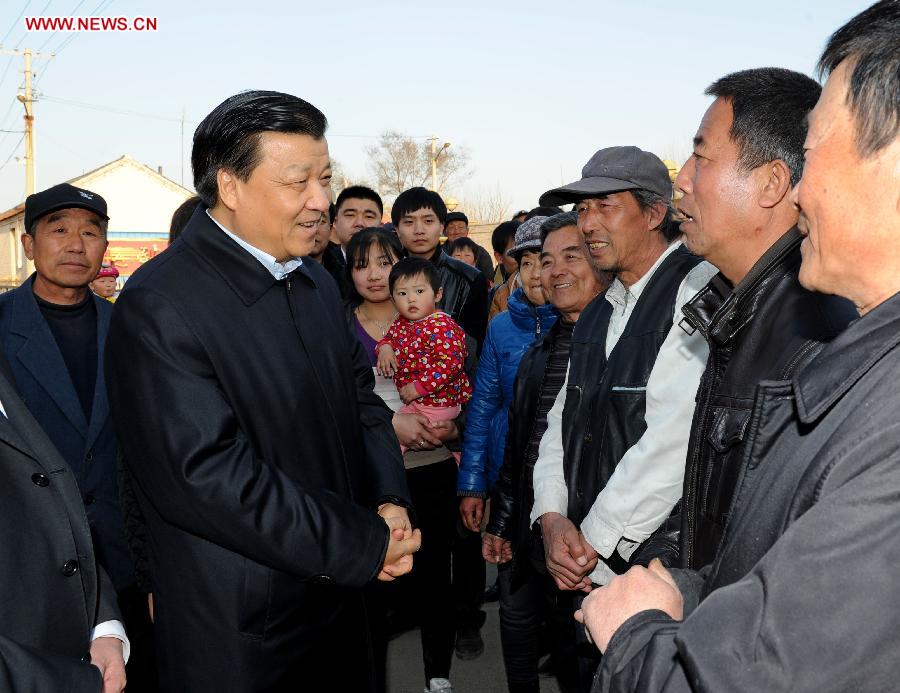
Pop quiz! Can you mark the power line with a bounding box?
[41,95,189,123]
[38,0,83,52]
[0,133,24,172]
[0,1,32,46]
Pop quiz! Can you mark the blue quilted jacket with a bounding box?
[458,288,557,496]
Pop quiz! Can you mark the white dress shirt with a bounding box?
[206,210,302,280]
[530,241,717,584]
[0,396,130,662]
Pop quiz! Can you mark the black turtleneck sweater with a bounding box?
[35,292,97,420]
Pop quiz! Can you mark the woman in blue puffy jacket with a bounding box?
[458,216,557,530]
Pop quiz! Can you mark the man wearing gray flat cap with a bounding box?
[530,146,717,689]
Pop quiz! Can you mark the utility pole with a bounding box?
[430,135,437,191]
[0,46,52,197]
[19,48,35,196]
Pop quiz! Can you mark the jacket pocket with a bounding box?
[701,407,751,520]
[238,559,271,639]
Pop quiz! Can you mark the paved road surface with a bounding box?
[387,564,564,693]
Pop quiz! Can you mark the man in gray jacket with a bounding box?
[578,3,900,690]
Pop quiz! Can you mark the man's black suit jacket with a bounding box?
[0,354,118,692]
[105,207,410,691]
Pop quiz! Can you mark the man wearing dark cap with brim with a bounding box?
[443,210,495,281]
[0,182,139,690]
[528,147,717,689]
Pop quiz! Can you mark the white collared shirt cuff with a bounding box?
[91,620,130,664]
[529,481,569,526]
[581,512,624,559]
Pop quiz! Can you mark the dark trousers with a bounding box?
[408,459,458,682]
[572,592,603,693]
[370,459,458,689]
[499,561,578,693]
[117,585,159,693]
[452,521,486,632]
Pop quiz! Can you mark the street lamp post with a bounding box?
[429,135,451,191]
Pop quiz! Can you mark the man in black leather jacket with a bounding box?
[662,68,856,571]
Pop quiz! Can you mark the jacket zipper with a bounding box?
[682,311,715,569]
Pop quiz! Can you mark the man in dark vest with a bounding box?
[530,147,717,690]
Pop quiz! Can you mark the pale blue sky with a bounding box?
[0,0,873,216]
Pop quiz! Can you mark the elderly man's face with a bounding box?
[445,220,468,242]
[540,225,603,319]
[222,132,332,261]
[792,60,900,313]
[575,192,660,278]
[22,208,108,296]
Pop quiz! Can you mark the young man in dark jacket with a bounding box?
[578,4,900,690]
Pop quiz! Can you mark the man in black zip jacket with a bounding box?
[642,68,857,572]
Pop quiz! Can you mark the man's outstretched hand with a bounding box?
[575,558,684,653]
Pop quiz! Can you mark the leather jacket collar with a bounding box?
[682,227,802,347]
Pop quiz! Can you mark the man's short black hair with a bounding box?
[447,237,479,256]
[389,257,442,295]
[192,90,327,207]
[539,211,579,244]
[326,202,336,224]
[391,187,448,226]
[526,206,563,220]
[169,195,203,243]
[706,68,821,185]
[818,0,900,157]
[335,185,384,217]
[491,220,520,255]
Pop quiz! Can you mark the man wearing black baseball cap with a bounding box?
[443,210,494,279]
[0,181,138,690]
[529,146,716,689]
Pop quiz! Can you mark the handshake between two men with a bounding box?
[377,502,422,580]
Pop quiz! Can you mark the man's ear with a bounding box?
[758,159,792,209]
[216,169,239,212]
[435,286,444,303]
[645,201,666,232]
[21,232,34,261]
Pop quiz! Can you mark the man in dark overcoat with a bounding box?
[105,90,418,692]
[0,351,126,692]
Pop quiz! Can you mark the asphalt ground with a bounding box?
[386,564,565,693]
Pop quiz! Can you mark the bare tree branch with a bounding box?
[365,130,472,200]
[456,184,511,225]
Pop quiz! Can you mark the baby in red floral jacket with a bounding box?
[376,258,472,458]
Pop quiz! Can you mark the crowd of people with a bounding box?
[0,2,897,692]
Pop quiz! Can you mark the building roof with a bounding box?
[0,154,194,221]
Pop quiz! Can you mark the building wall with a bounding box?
[0,157,192,291]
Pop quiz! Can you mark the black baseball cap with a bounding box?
[25,183,109,233]
[539,146,671,206]
[445,211,469,226]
